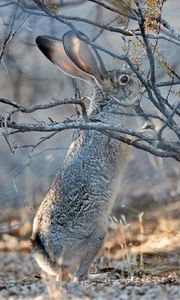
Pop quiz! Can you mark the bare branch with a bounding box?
[158,103,180,140]
[0,98,21,109]
[0,115,179,160]
[0,0,179,164]
[159,17,180,40]
[32,131,58,151]
[88,0,139,20]
[0,0,20,62]
[0,97,88,121]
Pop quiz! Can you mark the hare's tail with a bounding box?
[31,232,47,257]
[31,233,57,276]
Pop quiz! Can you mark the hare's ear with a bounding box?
[62,31,107,84]
[36,36,89,81]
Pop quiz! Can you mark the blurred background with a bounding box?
[0,0,179,280]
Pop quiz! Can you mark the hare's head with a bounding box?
[36,31,142,107]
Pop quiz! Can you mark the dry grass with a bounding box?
[0,195,179,299]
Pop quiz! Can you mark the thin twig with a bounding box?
[158,103,180,140]
[0,97,88,121]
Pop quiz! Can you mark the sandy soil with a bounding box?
[0,250,179,300]
[0,201,179,300]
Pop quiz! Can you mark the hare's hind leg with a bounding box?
[76,231,106,281]
[76,230,123,282]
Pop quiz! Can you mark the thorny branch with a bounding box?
[0,0,180,162]
[0,97,88,120]
[2,0,180,46]
[0,105,179,161]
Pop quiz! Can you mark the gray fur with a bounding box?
[31,32,142,280]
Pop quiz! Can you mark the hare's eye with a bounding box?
[118,74,130,85]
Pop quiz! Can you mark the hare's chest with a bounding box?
[64,130,129,180]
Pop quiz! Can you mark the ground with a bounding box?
[0,195,179,300]
[0,251,179,300]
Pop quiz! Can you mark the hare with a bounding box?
[31,31,142,281]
